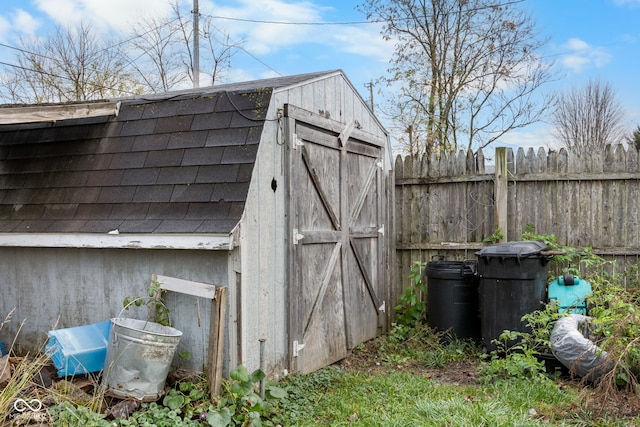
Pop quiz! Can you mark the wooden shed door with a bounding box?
[286,105,386,374]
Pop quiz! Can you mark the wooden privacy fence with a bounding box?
[393,144,640,314]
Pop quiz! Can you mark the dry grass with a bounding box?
[0,310,110,424]
[0,312,52,418]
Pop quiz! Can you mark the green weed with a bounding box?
[122,279,171,327]
[394,260,427,328]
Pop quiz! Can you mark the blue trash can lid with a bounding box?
[475,241,550,259]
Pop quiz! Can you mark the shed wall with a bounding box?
[236,72,390,376]
[0,247,229,372]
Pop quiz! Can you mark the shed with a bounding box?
[0,70,393,377]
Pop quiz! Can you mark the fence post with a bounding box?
[494,147,508,241]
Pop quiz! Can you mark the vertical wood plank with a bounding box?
[208,286,227,397]
[494,147,508,241]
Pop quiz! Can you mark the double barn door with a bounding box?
[286,105,387,374]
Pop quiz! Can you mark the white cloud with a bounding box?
[212,0,329,55]
[0,16,11,42]
[613,0,640,7]
[12,9,41,36]
[0,8,40,42]
[13,0,389,72]
[331,25,392,62]
[32,0,177,33]
[497,124,557,152]
[223,68,257,84]
[559,38,611,73]
[32,0,82,28]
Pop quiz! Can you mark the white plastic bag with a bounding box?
[550,314,612,380]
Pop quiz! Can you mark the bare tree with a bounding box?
[201,19,242,86]
[359,0,556,154]
[629,125,640,151]
[126,14,188,92]
[0,23,143,103]
[126,1,241,92]
[552,79,627,155]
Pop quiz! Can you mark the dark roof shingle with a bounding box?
[0,71,338,234]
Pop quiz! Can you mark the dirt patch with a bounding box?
[335,337,481,386]
[581,384,640,419]
[421,359,481,385]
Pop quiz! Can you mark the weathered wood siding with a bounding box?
[0,247,229,372]
[394,145,640,317]
[237,71,392,375]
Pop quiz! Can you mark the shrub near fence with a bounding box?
[393,144,640,320]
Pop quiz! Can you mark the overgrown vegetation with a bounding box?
[513,227,640,410]
[393,260,428,331]
[5,228,640,425]
[44,365,287,426]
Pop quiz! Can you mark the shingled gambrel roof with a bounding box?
[0,71,335,235]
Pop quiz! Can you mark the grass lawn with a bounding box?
[272,332,640,427]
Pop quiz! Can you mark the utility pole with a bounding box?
[366,81,374,112]
[193,0,200,88]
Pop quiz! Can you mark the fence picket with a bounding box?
[394,144,640,307]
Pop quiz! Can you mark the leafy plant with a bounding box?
[418,336,480,368]
[162,381,209,420]
[49,402,112,427]
[483,227,503,244]
[117,402,200,426]
[480,330,547,384]
[207,364,287,427]
[122,279,171,326]
[521,224,612,279]
[274,366,345,424]
[519,300,564,355]
[502,229,640,397]
[585,277,640,390]
[394,260,427,328]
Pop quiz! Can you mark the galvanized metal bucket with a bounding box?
[102,318,182,401]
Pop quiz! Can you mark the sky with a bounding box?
[0,0,639,154]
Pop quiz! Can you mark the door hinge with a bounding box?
[293,229,304,244]
[292,340,305,357]
[378,300,386,313]
[376,161,384,169]
[293,133,304,150]
[338,120,355,146]
[377,225,384,236]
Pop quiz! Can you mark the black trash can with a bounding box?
[426,258,480,340]
[476,241,552,352]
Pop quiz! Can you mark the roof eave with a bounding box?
[0,232,232,250]
[0,101,121,125]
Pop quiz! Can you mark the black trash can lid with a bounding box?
[475,241,550,259]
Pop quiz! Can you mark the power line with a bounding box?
[0,42,62,65]
[0,17,181,64]
[0,0,546,98]
[98,16,182,53]
[207,15,377,25]
[204,23,282,76]
[204,1,526,26]
[0,59,142,97]
[237,46,282,76]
